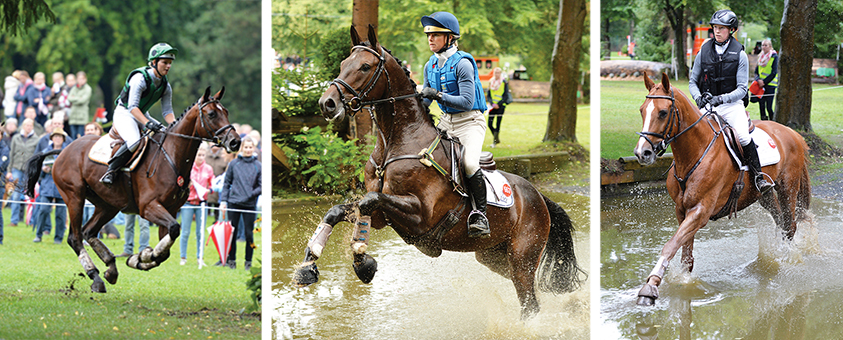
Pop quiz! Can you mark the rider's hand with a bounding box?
[420,87,441,100]
[710,95,724,107]
[696,92,712,108]
[145,120,165,133]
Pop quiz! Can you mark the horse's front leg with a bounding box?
[637,205,709,306]
[127,201,179,270]
[293,203,356,286]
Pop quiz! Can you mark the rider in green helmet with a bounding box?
[100,42,178,186]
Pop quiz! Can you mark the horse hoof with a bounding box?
[91,278,107,293]
[293,261,319,287]
[104,268,119,285]
[636,283,659,306]
[353,253,378,284]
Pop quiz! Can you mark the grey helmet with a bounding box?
[710,10,738,30]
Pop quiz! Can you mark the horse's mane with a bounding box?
[165,102,197,132]
[360,41,434,126]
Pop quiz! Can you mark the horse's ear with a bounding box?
[214,86,225,101]
[367,24,378,47]
[660,72,671,91]
[351,25,362,46]
[202,86,211,102]
[644,71,655,91]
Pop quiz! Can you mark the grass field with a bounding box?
[0,207,261,339]
[600,80,843,160]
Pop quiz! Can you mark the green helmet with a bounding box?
[148,42,178,62]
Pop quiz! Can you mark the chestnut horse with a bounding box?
[632,73,810,305]
[25,87,240,293]
[291,26,584,319]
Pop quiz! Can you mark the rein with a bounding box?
[637,89,726,190]
[329,45,420,115]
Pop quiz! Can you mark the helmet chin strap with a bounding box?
[435,35,454,54]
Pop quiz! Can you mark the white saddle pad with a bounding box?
[481,169,514,208]
[88,135,144,171]
[725,127,782,170]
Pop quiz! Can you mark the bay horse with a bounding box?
[25,87,240,293]
[632,73,810,305]
[291,25,584,319]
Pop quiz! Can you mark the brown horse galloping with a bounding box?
[25,87,240,293]
[632,73,811,305]
[291,26,584,319]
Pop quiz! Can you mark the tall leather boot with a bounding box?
[742,140,774,194]
[467,170,490,238]
[100,144,132,186]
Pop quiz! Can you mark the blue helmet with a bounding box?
[421,12,460,38]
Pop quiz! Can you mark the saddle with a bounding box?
[88,130,151,171]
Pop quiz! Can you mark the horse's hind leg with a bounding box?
[508,234,544,319]
[475,242,511,279]
[82,206,117,292]
[774,175,802,240]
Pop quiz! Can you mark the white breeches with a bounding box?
[705,101,750,146]
[113,106,144,151]
[437,110,486,175]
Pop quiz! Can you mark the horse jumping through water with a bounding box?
[25,87,240,293]
[632,73,811,305]
[291,25,585,319]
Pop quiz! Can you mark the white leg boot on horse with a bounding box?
[467,170,490,238]
[293,203,355,286]
[742,140,774,194]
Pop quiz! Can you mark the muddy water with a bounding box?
[272,191,590,339]
[600,188,843,339]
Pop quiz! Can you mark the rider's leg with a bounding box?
[102,107,141,185]
[100,144,132,185]
[467,169,490,237]
[742,140,774,194]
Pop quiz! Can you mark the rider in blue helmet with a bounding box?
[101,42,178,186]
[419,12,491,238]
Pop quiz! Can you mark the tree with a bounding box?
[775,0,818,131]
[0,0,55,35]
[544,0,586,142]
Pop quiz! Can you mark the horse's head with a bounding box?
[190,86,241,153]
[633,72,680,166]
[318,24,392,122]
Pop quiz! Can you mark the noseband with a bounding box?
[636,89,681,157]
[329,45,419,116]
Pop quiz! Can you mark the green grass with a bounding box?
[0,207,261,339]
[600,80,843,160]
[429,102,592,157]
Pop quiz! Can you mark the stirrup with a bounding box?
[100,170,117,186]
[467,210,490,238]
[755,174,774,195]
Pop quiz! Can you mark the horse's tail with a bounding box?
[536,194,586,294]
[24,149,62,197]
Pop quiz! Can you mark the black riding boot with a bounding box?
[467,170,490,238]
[742,140,774,194]
[100,144,132,186]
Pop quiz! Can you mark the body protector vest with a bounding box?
[697,36,744,96]
[758,53,779,88]
[115,66,169,113]
[426,51,487,114]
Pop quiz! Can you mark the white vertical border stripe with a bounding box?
[589,0,601,337]
[261,0,272,338]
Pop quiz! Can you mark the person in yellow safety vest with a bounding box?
[754,39,778,121]
[486,67,511,147]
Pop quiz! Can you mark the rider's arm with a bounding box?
[421,61,433,107]
[160,83,175,124]
[719,51,749,104]
[436,58,475,112]
[688,54,703,102]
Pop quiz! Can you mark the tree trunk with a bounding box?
[544,0,586,143]
[663,0,688,79]
[775,0,817,131]
[351,0,378,143]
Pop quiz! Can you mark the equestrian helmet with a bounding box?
[421,12,460,38]
[148,42,178,61]
[710,10,738,30]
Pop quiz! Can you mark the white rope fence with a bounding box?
[750,84,843,98]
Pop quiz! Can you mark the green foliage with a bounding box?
[272,67,326,118]
[244,259,261,314]
[0,0,55,36]
[277,125,371,195]
[316,27,352,80]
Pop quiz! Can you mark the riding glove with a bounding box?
[145,120,165,133]
[696,92,713,108]
[710,95,724,107]
[420,87,441,100]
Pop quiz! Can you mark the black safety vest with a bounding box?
[697,36,744,96]
[115,66,169,113]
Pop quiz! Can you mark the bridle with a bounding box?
[636,88,709,157]
[328,45,420,116]
[166,98,236,146]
